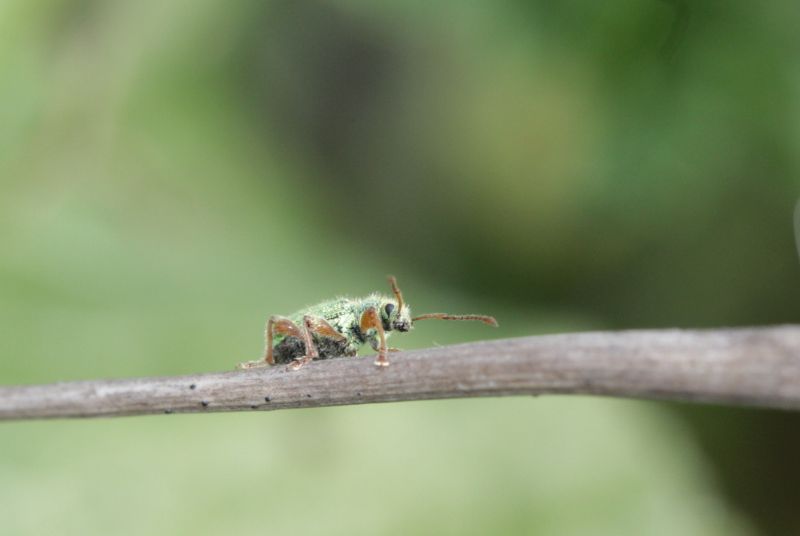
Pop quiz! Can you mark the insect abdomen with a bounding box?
[272,335,355,364]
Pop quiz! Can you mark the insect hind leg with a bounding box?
[288,315,353,369]
[286,315,324,370]
[237,315,304,369]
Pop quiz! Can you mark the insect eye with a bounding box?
[384,303,395,317]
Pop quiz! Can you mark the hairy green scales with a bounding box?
[272,293,402,364]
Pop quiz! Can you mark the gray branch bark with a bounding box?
[2,325,800,421]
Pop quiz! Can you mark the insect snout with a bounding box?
[394,320,411,332]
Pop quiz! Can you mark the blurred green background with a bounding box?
[1,1,799,534]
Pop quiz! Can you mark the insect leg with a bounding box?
[287,315,323,371]
[237,315,303,369]
[360,306,390,367]
[304,316,347,342]
[266,316,305,365]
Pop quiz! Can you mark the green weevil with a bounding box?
[237,276,498,370]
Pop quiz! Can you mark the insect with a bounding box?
[237,276,498,370]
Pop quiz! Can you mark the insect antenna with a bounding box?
[411,313,498,327]
[388,275,405,310]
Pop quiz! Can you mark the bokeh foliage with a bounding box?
[1,1,798,534]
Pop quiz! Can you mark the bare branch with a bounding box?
[2,325,800,421]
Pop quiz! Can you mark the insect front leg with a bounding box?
[237,315,303,369]
[360,306,390,367]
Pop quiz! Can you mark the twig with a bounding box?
[2,325,800,421]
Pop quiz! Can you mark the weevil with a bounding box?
[237,276,498,370]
